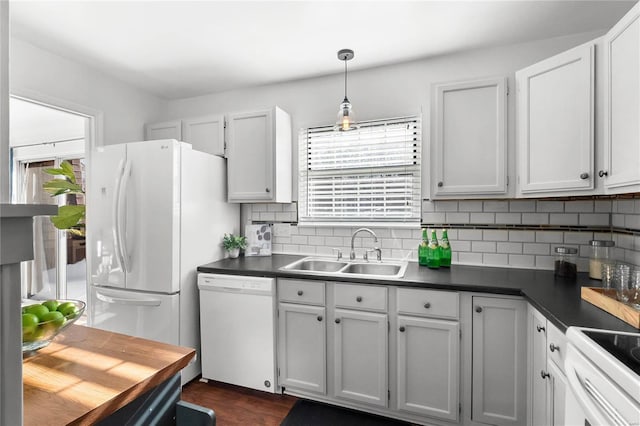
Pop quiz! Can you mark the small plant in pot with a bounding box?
[222,234,247,259]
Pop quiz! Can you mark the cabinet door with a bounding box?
[529,309,549,426]
[516,43,594,194]
[472,297,527,426]
[333,309,388,407]
[227,109,274,202]
[182,115,225,157]
[145,120,182,141]
[278,303,326,394]
[396,316,459,421]
[602,3,640,191]
[432,77,507,197]
[547,359,567,426]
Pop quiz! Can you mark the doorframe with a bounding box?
[9,88,103,301]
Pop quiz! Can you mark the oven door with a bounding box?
[565,344,640,426]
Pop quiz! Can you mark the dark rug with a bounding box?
[280,399,412,426]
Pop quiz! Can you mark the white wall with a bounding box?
[10,38,168,146]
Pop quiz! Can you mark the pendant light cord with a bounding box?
[344,59,348,100]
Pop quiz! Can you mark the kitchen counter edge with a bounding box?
[197,254,638,334]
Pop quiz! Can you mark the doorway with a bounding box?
[10,96,91,304]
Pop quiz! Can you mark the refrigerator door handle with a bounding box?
[95,290,162,307]
[116,159,132,273]
[112,159,127,272]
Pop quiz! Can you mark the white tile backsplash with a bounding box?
[247,196,640,270]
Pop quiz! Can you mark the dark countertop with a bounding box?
[198,254,639,334]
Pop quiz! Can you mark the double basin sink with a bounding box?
[281,257,408,279]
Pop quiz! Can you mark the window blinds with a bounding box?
[299,116,421,223]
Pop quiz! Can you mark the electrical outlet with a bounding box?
[273,223,291,237]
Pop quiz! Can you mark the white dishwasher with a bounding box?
[197,273,277,393]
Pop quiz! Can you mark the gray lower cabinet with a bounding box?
[396,315,459,422]
[278,302,326,394]
[333,308,388,407]
[472,296,527,426]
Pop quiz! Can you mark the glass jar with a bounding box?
[554,246,578,279]
[588,240,614,280]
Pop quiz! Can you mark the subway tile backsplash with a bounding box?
[246,197,640,272]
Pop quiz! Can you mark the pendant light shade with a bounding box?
[334,49,358,132]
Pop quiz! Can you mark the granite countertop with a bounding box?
[198,254,639,334]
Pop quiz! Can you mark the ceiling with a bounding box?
[9,1,636,100]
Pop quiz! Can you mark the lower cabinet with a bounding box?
[278,302,326,394]
[276,279,537,426]
[333,309,388,407]
[528,304,568,426]
[396,315,459,421]
[546,357,568,426]
[472,296,527,426]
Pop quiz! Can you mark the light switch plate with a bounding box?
[273,223,291,237]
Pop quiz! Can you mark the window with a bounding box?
[299,116,421,224]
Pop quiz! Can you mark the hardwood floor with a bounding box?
[181,379,297,426]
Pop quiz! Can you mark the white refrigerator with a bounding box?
[87,139,239,384]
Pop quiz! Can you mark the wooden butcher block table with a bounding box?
[23,324,195,426]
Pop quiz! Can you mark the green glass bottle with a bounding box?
[426,229,440,269]
[418,228,429,266]
[440,229,452,267]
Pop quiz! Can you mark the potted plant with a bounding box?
[222,233,247,259]
[42,160,85,237]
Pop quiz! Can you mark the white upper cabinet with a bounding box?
[146,116,225,157]
[431,77,508,198]
[226,106,292,203]
[181,114,225,157]
[516,43,595,196]
[144,120,182,141]
[601,2,640,193]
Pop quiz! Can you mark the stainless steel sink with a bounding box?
[280,257,407,279]
[341,262,402,276]
[281,258,348,273]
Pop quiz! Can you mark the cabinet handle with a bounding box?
[399,326,406,332]
[536,325,545,333]
[335,318,341,324]
[541,370,550,379]
[580,172,589,180]
[437,181,443,187]
[475,306,483,313]
[598,170,608,178]
[424,302,431,309]
[317,315,323,322]
[549,343,559,353]
[356,296,363,302]
[297,290,303,296]
[265,188,271,193]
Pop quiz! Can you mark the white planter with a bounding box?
[227,248,240,259]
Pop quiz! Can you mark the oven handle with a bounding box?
[575,371,629,426]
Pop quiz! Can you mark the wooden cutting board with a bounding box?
[581,287,640,329]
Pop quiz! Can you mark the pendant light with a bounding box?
[334,48,358,132]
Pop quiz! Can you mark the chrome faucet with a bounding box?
[350,228,378,260]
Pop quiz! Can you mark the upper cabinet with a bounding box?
[431,77,508,198]
[226,106,292,203]
[145,115,225,157]
[601,2,640,193]
[181,114,225,157]
[516,43,595,197]
[145,120,182,141]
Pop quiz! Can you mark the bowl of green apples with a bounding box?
[21,299,86,352]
